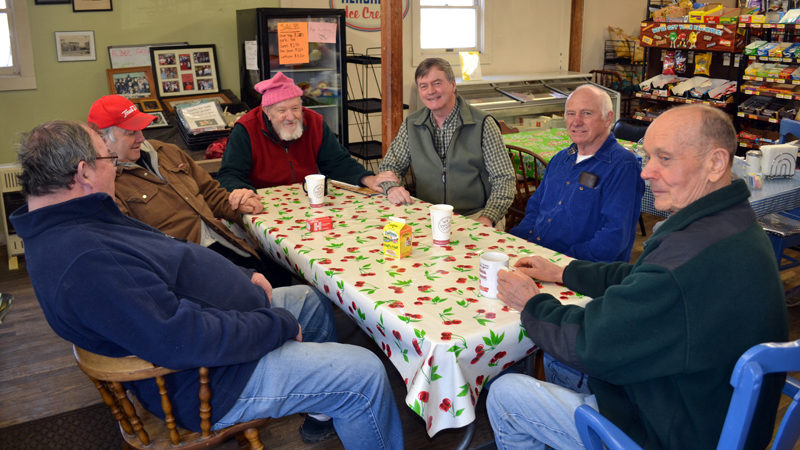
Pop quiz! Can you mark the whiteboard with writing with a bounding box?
[108,43,187,69]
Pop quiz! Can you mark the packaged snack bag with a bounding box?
[694,53,712,75]
[663,50,676,75]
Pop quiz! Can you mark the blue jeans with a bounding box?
[212,285,404,449]
[487,373,598,450]
[544,352,592,394]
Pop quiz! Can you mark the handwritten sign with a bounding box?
[309,22,337,44]
[277,22,309,65]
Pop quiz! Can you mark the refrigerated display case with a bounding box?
[456,73,621,131]
[236,8,348,144]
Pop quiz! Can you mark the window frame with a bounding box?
[0,0,36,92]
[412,0,492,67]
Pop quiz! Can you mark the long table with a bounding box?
[243,184,589,437]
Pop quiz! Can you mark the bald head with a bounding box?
[658,104,736,164]
[641,104,735,213]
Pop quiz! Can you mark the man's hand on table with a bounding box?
[229,189,263,214]
[250,272,273,303]
[476,215,493,227]
[361,171,400,192]
[514,256,565,283]
[386,186,414,205]
[497,269,540,311]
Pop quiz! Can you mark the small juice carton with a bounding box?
[306,216,333,232]
[383,217,412,258]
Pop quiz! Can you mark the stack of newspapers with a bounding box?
[174,100,231,150]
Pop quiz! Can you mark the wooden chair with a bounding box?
[505,145,548,232]
[73,345,269,449]
[589,69,633,117]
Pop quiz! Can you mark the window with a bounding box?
[413,0,490,64]
[0,0,35,91]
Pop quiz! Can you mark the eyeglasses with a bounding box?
[95,152,119,166]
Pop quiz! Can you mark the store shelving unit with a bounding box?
[345,46,407,171]
[634,21,745,127]
[736,22,800,150]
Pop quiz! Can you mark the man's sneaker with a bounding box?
[299,415,337,443]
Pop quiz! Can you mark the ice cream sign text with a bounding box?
[330,0,410,31]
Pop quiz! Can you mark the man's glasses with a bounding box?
[95,152,119,166]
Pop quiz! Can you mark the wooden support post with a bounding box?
[569,0,584,72]
[381,0,404,156]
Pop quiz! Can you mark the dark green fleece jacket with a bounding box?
[522,179,788,449]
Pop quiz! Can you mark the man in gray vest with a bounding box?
[378,58,515,229]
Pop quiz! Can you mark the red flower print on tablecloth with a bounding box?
[473,309,496,326]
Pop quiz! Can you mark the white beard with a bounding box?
[276,121,304,141]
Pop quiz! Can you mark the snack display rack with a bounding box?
[633,21,746,131]
[736,22,800,149]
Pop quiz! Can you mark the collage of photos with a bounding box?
[151,45,219,98]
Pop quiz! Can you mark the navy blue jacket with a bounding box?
[510,133,644,262]
[10,194,299,431]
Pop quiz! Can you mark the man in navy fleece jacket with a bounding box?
[10,120,403,449]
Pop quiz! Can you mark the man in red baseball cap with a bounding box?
[217,72,397,202]
[88,94,291,288]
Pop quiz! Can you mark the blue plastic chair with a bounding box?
[575,340,800,450]
[779,118,800,144]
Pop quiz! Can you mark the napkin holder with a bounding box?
[760,143,798,179]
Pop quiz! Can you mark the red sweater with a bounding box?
[237,107,324,188]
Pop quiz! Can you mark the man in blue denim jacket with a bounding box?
[510,85,644,263]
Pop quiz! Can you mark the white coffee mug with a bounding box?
[429,204,454,246]
[303,174,326,207]
[479,252,509,299]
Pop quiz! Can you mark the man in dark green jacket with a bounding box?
[487,104,789,449]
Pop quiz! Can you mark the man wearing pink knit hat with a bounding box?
[218,72,396,199]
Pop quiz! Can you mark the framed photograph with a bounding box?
[35,0,70,4]
[161,92,232,113]
[108,42,188,69]
[54,31,96,62]
[150,44,220,98]
[139,98,162,112]
[146,111,169,129]
[106,66,155,99]
[72,0,112,12]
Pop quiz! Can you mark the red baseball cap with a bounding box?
[88,95,156,130]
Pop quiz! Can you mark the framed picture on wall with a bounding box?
[106,66,155,99]
[150,44,220,98]
[54,31,96,62]
[145,111,169,129]
[72,0,112,12]
[139,98,162,112]
[35,0,70,5]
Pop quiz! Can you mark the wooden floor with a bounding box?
[1,212,799,449]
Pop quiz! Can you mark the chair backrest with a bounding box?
[505,145,548,231]
[498,120,519,135]
[575,404,640,450]
[612,119,648,144]
[779,118,800,144]
[73,345,267,449]
[717,340,800,450]
[574,340,800,450]
[589,69,624,91]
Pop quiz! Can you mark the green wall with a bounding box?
[0,0,279,164]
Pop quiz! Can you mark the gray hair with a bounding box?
[97,126,116,143]
[17,120,98,197]
[415,57,456,84]
[675,104,737,162]
[567,84,614,118]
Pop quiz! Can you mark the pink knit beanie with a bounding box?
[254,72,303,107]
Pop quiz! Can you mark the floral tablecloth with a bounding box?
[244,184,591,437]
